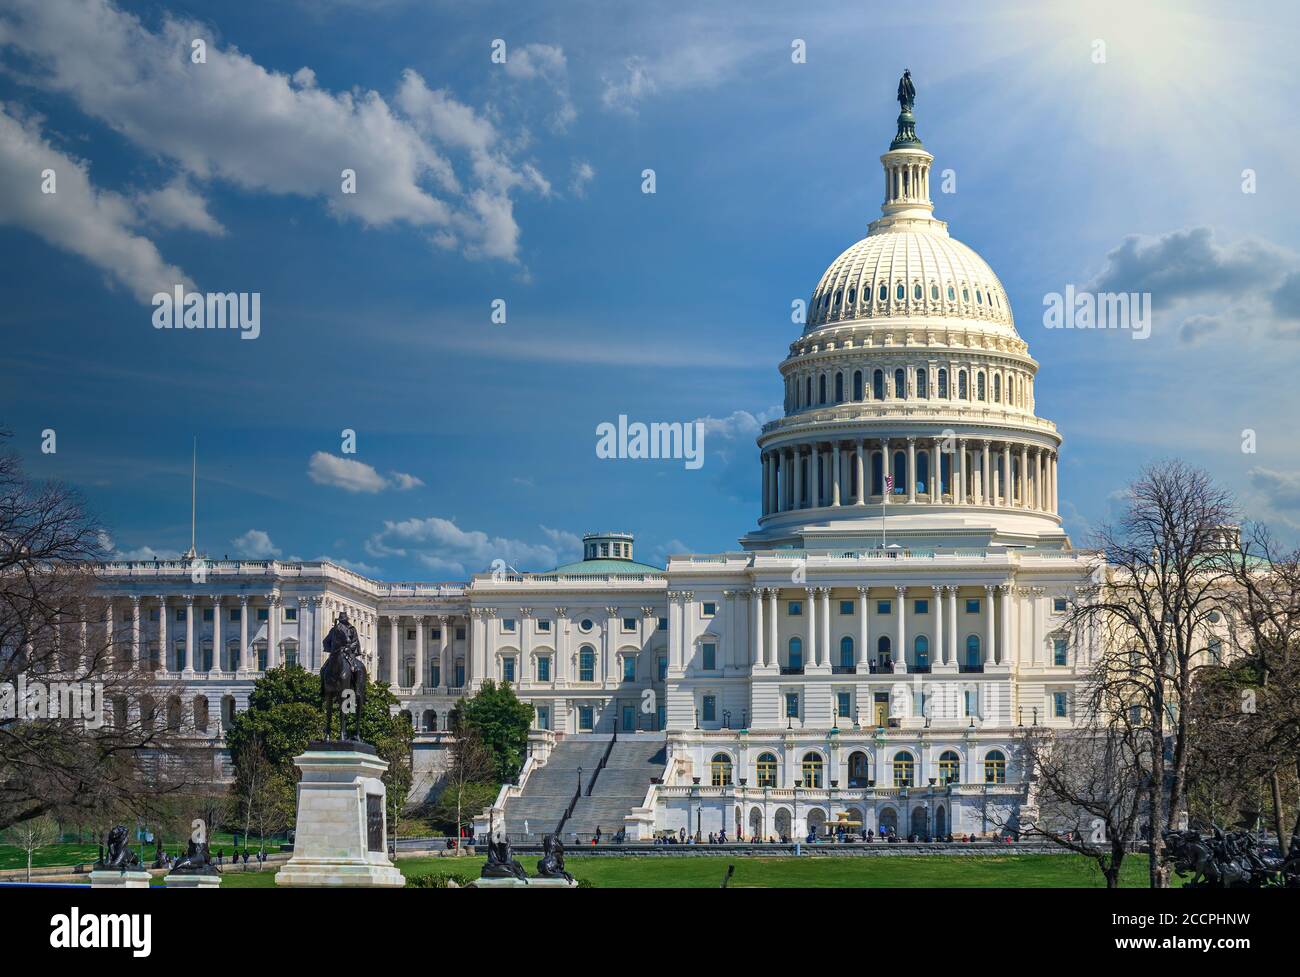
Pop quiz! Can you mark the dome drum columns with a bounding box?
[759,437,1058,518]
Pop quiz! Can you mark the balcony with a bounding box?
[958,664,984,674]
[780,666,805,675]
[831,665,855,675]
[907,664,931,674]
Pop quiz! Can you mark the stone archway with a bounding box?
[806,808,827,839]
[774,808,792,839]
[748,806,763,841]
[879,807,898,837]
[910,806,930,838]
[935,805,947,838]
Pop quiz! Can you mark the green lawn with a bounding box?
[168,853,1173,888]
[0,832,284,872]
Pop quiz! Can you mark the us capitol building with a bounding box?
[97,80,1096,843]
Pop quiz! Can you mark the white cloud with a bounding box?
[134,176,225,235]
[363,516,578,575]
[230,528,281,559]
[0,105,191,302]
[0,0,551,264]
[97,530,180,562]
[570,159,595,197]
[502,42,574,131]
[307,451,422,493]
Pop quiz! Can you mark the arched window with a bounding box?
[896,283,905,301]
[938,750,961,785]
[892,751,915,787]
[579,647,596,682]
[916,369,928,399]
[984,750,1007,784]
[892,451,906,494]
[848,286,856,304]
[801,752,824,788]
[938,368,948,398]
[878,283,887,302]
[819,374,827,404]
[958,370,968,399]
[711,752,733,786]
[947,285,956,301]
[788,637,803,670]
[756,752,778,788]
[805,377,812,405]
[853,370,863,401]
[876,635,892,665]
[993,373,1001,402]
[167,696,183,732]
[848,751,871,787]
[914,635,929,670]
[422,709,438,731]
[930,283,939,301]
[192,696,209,733]
[976,372,986,401]
[965,634,981,670]
[873,369,884,400]
[834,288,842,308]
[913,282,922,300]
[917,451,929,494]
[976,288,983,304]
[894,368,906,398]
[839,636,854,668]
[834,372,844,402]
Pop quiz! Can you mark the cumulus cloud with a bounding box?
[0,0,550,265]
[502,42,574,131]
[97,530,180,562]
[307,452,423,493]
[1084,227,1300,344]
[230,528,281,559]
[363,516,579,576]
[134,176,225,235]
[0,105,192,302]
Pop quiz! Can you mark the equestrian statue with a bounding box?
[321,610,368,741]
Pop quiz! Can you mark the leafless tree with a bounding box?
[1068,460,1236,886]
[0,433,185,833]
[231,737,290,849]
[0,813,60,881]
[440,719,495,851]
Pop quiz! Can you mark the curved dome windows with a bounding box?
[878,284,887,302]
[848,287,856,304]
[834,372,844,403]
[977,372,986,401]
[916,369,928,399]
[873,369,884,400]
[993,374,1001,403]
[896,283,905,301]
[947,286,956,301]
[931,284,940,301]
[938,368,948,398]
[819,374,827,405]
[958,370,969,399]
[853,370,863,401]
[834,289,842,308]
[962,287,970,302]
[894,368,906,398]
[976,289,983,304]
[913,283,923,300]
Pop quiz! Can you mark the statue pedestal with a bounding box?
[88,869,153,889]
[164,873,222,889]
[275,742,404,888]
[473,877,577,888]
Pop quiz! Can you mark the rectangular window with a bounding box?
[788,601,802,616]
[837,691,851,718]
[839,600,854,615]
[202,608,214,622]
[431,627,441,640]
[502,657,515,682]
[406,629,415,641]
[964,689,978,717]
[1053,597,1068,613]
[502,619,516,633]
[456,627,466,641]
[537,620,550,633]
[915,599,929,614]
[701,643,717,670]
[256,608,269,622]
[537,656,551,681]
[148,608,159,622]
[622,657,636,681]
[579,651,595,682]
[175,609,185,622]
[657,617,668,631]
[785,692,799,718]
[536,706,550,730]
[1053,692,1069,718]
[876,600,891,615]
[284,607,297,621]
[702,695,716,722]
[229,609,239,622]
[701,602,717,617]
[1053,638,1068,666]
[966,599,981,614]
[578,706,594,731]
[622,617,637,632]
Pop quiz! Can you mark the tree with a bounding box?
[0,814,60,881]
[0,432,179,833]
[449,680,533,784]
[1070,460,1237,886]
[433,719,496,849]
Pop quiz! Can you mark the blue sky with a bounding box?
[3,0,1299,578]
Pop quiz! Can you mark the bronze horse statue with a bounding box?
[321,610,367,741]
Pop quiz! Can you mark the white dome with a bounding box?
[807,227,1017,338]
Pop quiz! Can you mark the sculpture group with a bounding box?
[480,833,574,885]
[1163,828,1300,888]
[95,825,141,873]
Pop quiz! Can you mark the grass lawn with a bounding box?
[168,853,1174,888]
[0,832,284,872]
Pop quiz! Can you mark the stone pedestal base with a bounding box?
[164,873,222,888]
[89,869,153,889]
[472,877,577,888]
[275,742,405,888]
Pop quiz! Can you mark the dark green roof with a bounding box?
[540,557,663,576]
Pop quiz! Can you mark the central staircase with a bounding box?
[502,733,666,840]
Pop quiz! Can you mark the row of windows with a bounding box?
[812,279,1005,325]
[735,748,1009,789]
[786,365,1029,412]
[497,615,671,634]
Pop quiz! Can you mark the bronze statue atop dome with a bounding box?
[897,69,915,112]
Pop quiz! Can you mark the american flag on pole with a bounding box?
[884,474,894,494]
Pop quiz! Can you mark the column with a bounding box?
[934,437,946,503]
[1002,442,1012,507]
[1020,444,1029,507]
[211,596,222,672]
[1036,449,1045,510]
[832,444,842,506]
[1052,452,1059,513]
[414,614,426,690]
[895,586,906,672]
[389,614,401,686]
[805,587,817,667]
[131,596,141,669]
[984,585,995,665]
[668,597,683,671]
[818,587,830,667]
[955,439,966,503]
[795,449,805,509]
[857,586,869,669]
[947,586,958,666]
[981,440,991,505]
[999,585,1011,665]
[811,444,821,506]
[157,597,168,671]
[238,596,250,673]
[761,453,770,515]
[554,609,569,687]
[855,442,865,505]
[268,595,281,670]
[878,438,889,501]
[751,588,765,667]
[933,585,945,665]
[182,595,195,674]
[907,438,917,503]
[766,589,778,668]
